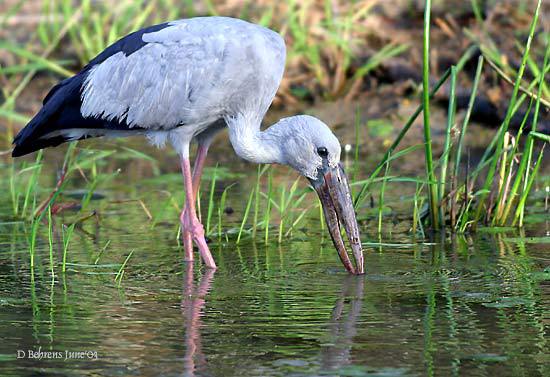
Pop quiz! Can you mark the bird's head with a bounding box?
[275,115,364,274]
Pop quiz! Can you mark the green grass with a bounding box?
[114,249,135,287]
[504,38,550,227]
[438,65,457,225]
[450,56,484,228]
[421,0,439,230]
[377,156,391,233]
[353,45,477,209]
[472,0,542,225]
[62,222,76,273]
[47,207,54,279]
[354,0,548,233]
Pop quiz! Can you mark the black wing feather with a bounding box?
[12,22,171,157]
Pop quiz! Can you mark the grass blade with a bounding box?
[421,0,439,229]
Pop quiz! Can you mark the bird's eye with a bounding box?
[317,147,329,158]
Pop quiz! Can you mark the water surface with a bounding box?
[0,209,547,376]
[0,141,548,376]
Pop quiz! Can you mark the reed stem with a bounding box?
[422,0,439,229]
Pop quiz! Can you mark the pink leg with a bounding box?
[180,154,217,269]
[181,144,210,262]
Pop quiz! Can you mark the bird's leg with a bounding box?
[191,143,210,204]
[180,155,217,269]
[181,144,210,262]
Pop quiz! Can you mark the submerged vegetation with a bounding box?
[0,0,548,279]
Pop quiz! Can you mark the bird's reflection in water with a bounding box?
[320,275,365,372]
[181,263,215,377]
[179,265,364,375]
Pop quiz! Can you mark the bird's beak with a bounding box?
[309,163,364,275]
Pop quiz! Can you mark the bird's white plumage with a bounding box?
[80,17,286,156]
[76,16,343,178]
[259,115,341,179]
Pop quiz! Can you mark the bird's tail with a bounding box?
[12,76,82,157]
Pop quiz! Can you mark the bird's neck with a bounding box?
[225,113,286,165]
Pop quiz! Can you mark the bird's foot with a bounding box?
[181,212,217,269]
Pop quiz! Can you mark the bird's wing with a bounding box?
[81,17,286,130]
[12,17,286,157]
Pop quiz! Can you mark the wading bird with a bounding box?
[12,17,364,274]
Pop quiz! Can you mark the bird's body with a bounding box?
[13,17,285,158]
[13,17,364,274]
